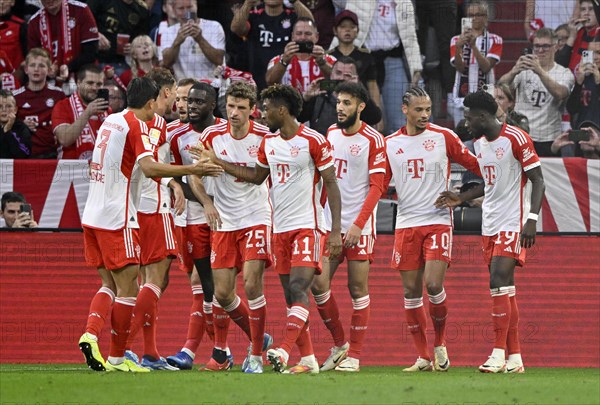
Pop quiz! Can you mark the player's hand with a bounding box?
[344,224,361,248]
[190,157,223,177]
[520,219,537,248]
[327,231,343,258]
[434,191,462,209]
[188,144,204,160]
[169,180,186,215]
[204,202,222,231]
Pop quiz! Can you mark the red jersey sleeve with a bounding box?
[79,4,99,44]
[169,134,184,165]
[51,98,74,131]
[450,35,459,65]
[487,34,503,61]
[443,130,482,177]
[367,131,387,174]
[506,125,541,172]
[308,134,334,171]
[27,15,41,50]
[257,135,269,168]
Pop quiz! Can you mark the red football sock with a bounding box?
[85,287,114,337]
[127,283,161,359]
[404,297,430,360]
[491,288,511,351]
[109,297,135,358]
[141,283,161,359]
[281,304,309,355]
[349,295,370,358]
[224,295,251,340]
[183,286,205,354]
[314,290,346,347]
[248,295,267,355]
[212,300,230,350]
[296,322,314,357]
[428,289,448,347]
[203,300,214,343]
[507,287,521,355]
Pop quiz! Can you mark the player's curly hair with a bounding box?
[226,81,257,108]
[335,81,369,104]
[146,67,176,91]
[463,90,498,115]
[260,84,303,118]
[402,86,430,106]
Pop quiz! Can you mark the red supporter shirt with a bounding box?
[27,0,99,67]
[0,15,25,67]
[14,84,65,157]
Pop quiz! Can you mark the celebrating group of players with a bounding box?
[77,67,544,375]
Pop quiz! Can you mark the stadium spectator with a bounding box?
[311,81,385,373]
[104,81,127,113]
[0,50,20,92]
[331,0,423,134]
[299,0,335,49]
[450,0,503,126]
[327,11,382,115]
[87,0,150,75]
[159,0,226,81]
[0,89,31,159]
[555,0,599,71]
[0,0,27,71]
[230,0,313,91]
[153,0,177,45]
[52,65,110,160]
[77,76,222,373]
[437,90,545,374]
[120,35,160,88]
[0,191,38,228]
[14,48,65,159]
[555,24,571,52]
[27,0,99,76]
[384,87,481,373]
[551,122,600,158]
[493,83,530,133]
[499,28,574,157]
[524,0,578,40]
[298,57,381,135]
[566,39,600,128]
[265,17,335,93]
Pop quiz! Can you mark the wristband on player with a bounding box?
[527,213,538,221]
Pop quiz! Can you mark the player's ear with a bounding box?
[357,101,366,114]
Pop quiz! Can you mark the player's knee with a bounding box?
[347,282,367,299]
[425,281,443,296]
[489,273,509,289]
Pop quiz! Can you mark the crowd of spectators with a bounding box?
[0,0,599,160]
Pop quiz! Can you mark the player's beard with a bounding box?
[337,109,358,130]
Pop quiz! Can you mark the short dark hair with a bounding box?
[260,84,303,118]
[463,90,498,115]
[1,192,26,211]
[146,67,176,91]
[226,81,257,108]
[333,56,359,72]
[190,82,217,102]
[76,64,103,82]
[177,78,200,87]
[294,16,317,31]
[335,81,369,104]
[402,87,429,105]
[0,89,15,100]
[127,77,160,109]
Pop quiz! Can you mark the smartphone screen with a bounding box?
[568,130,590,143]
[97,88,110,102]
[20,203,32,214]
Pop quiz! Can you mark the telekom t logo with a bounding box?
[483,165,497,185]
[276,163,291,184]
[407,158,425,179]
[334,158,348,179]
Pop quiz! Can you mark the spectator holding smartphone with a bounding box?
[552,121,600,158]
[567,40,600,129]
[52,65,111,160]
[265,17,336,94]
[1,192,38,228]
[555,0,599,72]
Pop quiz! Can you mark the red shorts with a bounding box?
[186,223,211,260]
[391,225,452,271]
[272,229,324,275]
[83,226,140,271]
[175,225,194,273]
[482,231,526,267]
[211,225,272,270]
[323,233,375,263]
[138,212,178,265]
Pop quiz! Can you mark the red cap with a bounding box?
[334,10,358,27]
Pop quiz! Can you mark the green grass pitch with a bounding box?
[1,364,598,404]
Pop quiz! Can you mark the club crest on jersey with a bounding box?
[495,147,505,160]
[290,146,300,157]
[68,18,76,29]
[423,139,435,152]
[281,19,291,29]
[247,145,259,157]
[45,98,54,108]
[349,144,361,156]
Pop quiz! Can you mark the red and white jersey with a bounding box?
[257,124,334,233]
[324,122,386,235]
[82,109,154,230]
[386,123,481,229]
[167,119,188,227]
[473,124,541,236]
[201,120,272,231]
[139,114,171,214]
